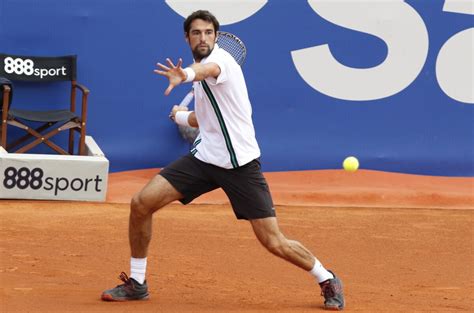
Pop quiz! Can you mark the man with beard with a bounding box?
[101,10,345,311]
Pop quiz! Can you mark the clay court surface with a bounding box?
[1,169,473,312]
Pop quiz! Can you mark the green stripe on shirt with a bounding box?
[201,80,239,168]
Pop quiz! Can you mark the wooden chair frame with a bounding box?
[0,54,90,155]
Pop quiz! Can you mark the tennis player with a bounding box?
[101,10,345,311]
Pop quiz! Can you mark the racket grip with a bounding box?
[179,90,194,108]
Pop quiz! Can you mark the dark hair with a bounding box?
[183,10,220,35]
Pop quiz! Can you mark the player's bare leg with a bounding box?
[129,174,183,258]
[250,217,345,310]
[102,174,182,301]
[250,217,317,270]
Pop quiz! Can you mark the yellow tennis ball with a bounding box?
[343,156,359,172]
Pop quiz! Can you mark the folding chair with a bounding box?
[0,53,89,155]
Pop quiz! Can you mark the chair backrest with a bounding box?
[0,53,77,82]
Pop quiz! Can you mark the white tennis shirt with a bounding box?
[191,44,260,169]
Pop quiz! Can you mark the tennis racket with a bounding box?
[177,31,247,143]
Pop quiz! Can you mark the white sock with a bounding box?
[130,257,147,284]
[309,258,334,283]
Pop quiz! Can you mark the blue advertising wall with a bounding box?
[0,0,473,176]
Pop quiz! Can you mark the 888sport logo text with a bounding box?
[4,57,67,79]
[3,166,103,196]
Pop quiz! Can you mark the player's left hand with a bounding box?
[154,58,186,96]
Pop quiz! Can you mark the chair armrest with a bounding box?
[2,85,11,109]
[74,83,90,95]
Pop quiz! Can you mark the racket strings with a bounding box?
[216,33,247,66]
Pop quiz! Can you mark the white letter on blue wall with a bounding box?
[291,0,429,101]
[436,0,473,104]
[165,0,267,25]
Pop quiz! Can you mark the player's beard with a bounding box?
[192,44,213,61]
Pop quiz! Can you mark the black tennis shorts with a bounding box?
[159,153,275,220]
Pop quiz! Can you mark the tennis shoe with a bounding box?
[319,271,344,310]
[101,272,149,301]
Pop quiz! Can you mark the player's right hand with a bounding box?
[169,104,189,122]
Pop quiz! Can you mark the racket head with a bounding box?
[216,31,247,66]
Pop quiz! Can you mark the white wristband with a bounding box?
[183,67,196,83]
[175,111,192,127]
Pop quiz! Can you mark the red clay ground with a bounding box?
[1,169,473,312]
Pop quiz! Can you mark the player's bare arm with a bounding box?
[156,58,218,127]
[169,104,199,128]
[154,59,220,96]
[187,62,220,81]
